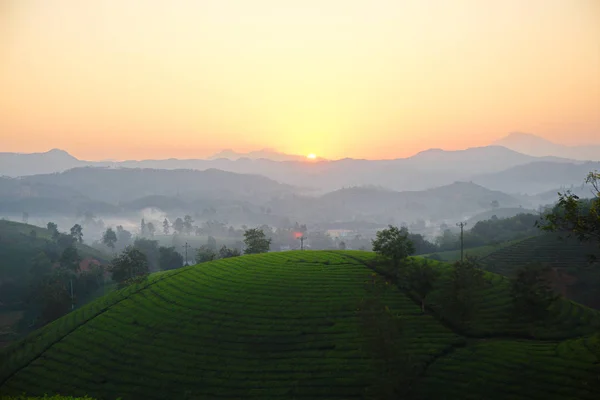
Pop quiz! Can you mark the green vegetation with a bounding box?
[1,396,96,400]
[0,220,110,342]
[423,238,525,262]
[1,251,599,399]
[479,233,600,309]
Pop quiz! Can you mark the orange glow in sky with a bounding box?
[1,0,599,161]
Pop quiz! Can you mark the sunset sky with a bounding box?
[1,0,599,161]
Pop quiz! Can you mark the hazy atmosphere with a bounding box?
[1,1,599,400]
[1,0,599,160]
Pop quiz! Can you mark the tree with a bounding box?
[219,245,241,259]
[140,218,147,237]
[47,222,59,240]
[163,218,170,235]
[510,263,559,323]
[173,218,184,235]
[372,225,415,269]
[537,171,599,251]
[195,245,217,263]
[491,200,500,209]
[159,246,184,271]
[401,259,439,313]
[183,215,194,235]
[59,246,81,272]
[447,256,485,323]
[133,238,160,271]
[116,225,132,248]
[244,228,271,254]
[339,241,347,250]
[70,224,83,243]
[109,247,149,286]
[102,227,118,250]
[206,236,217,251]
[146,222,156,237]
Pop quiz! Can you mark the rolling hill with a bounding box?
[480,233,600,309]
[1,251,598,399]
[493,132,600,161]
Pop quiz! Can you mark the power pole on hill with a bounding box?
[456,222,467,262]
[183,242,191,266]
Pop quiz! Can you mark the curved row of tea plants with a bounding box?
[0,251,459,399]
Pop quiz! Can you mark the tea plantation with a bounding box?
[1,251,599,399]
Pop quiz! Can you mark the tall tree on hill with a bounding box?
[133,238,160,271]
[159,246,184,270]
[510,263,559,325]
[206,236,217,251]
[140,218,147,237]
[447,256,485,324]
[102,227,118,251]
[60,246,81,272]
[146,222,156,237]
[110,247,149,286]
[183,215,194,235]
[537,171,599,257]
[162,218,170,235]
[372,225,415,270]
[116,225,132,249]
[70,224,83,243]
[219,245,241,259]
[195,245,217,263]
[400,259,439,313]
[47,222,60,241]
[173,218,184,235]
[244,228,271,254]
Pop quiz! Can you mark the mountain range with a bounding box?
[493,132,600,161]
[1,133,597,198]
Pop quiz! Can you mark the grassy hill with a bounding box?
[480,233,600,308]
[1,251,599,399]
[422,238,527,263]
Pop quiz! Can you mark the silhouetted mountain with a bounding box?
[0,149,82,177]
[0,146,585,194]
[20,167,295,204]
[267,182,521,225]
[208,148,310,162]
[471,161,600,195]
[493,132,600,161]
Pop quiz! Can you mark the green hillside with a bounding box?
[423,238,526,262]
[480,233,600,308]
[1,251,599,399]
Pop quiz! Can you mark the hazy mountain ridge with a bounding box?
[493,132,600,161]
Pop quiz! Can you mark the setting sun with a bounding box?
[307,153,317,160]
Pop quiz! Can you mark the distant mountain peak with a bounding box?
[493,132,600,161]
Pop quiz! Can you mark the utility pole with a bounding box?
[183,242,191,265]
[456,222,467,262]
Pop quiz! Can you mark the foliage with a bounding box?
[218,245,240,259]
[109,247,149,286]
[243,228,271,254]
[206,235,217,251]
[146,222,155,237]
[102,228,117,250]
[510,263,560,323]
[183,215,194,235]
[537,171,599,253]
[162,218,170,235]
[399,259,440,313]
[46,222,59,241]
[372,225,415,269]
[172,217,184,234]
[158,246,183,271]
[59,246,81,272]
[2,251,600,399]
[195,245,217,263]
[133,238,160,271]
[446,256,485,324]
[69,224,83,243]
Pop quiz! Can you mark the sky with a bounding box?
[1,0,599,161]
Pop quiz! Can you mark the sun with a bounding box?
[307,153,317,160]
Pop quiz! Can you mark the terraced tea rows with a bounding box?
[0,251,459,399]
[2,251,599,399]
